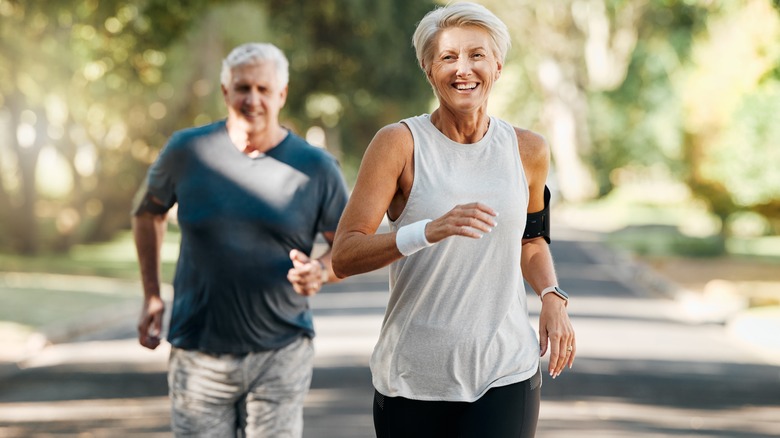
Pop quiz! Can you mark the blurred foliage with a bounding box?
[264,0,435,164]
[593,0,780,238]
[486,0,780,243]
[588,0,711,193]
[0,0,433,255]
[0,0,234,254]
[688,1,780,230]
[1,0,778,257]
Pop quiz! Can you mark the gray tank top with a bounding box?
[370,114,540,402]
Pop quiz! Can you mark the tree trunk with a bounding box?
[538,59,597,202]
[6,97,45,254]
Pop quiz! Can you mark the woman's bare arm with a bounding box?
[332,124,413,278]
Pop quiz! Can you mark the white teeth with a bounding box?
[455,83,477,90]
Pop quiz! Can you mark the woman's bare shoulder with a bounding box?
[363,122,414,163]
[374,122,413,145]
[514,126,549,164]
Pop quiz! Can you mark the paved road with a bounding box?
[1,226,778,437]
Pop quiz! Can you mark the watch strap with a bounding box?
[315,259,329,284]
[540,285,567,302]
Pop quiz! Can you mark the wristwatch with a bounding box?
[315,259,329,284]
[540,286,569,304]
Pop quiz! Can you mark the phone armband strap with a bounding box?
[523,185,551,244]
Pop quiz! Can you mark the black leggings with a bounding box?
[373,367,541,438]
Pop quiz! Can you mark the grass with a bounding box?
[0,228,180,280]
[560,193,780,310]
[558,184,780,261]
[605,225,726,258]
[0,285,131,328]
[0,226,180,334]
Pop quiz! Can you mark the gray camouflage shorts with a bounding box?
[168,336,314,437]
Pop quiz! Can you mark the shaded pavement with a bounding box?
[1,223,779,437]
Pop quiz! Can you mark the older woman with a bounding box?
[332,2,575,436]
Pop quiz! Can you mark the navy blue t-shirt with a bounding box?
[144,120,349,353]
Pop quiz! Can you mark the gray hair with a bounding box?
[412,2,511,73]
[220,42,289,87]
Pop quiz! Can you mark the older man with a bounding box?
[132,42,349,437]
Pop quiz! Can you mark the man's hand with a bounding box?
[138,294,165,350]
[287,249,326,296]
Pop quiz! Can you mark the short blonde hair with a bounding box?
[412,2,510,73]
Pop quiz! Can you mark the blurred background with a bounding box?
[0,0,780,438]
[1,0,779,258]
[0,0,779,435]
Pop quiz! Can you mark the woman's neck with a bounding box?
[430,108,490,144]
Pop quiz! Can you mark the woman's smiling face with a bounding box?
[426,25,502,114]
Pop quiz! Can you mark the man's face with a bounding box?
[222,61,288,132]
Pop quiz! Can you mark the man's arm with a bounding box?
[133,208,168,350]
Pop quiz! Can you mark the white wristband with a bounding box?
[396,219,433,256]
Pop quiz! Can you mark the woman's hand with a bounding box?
[426,202,498,242]
[539,295,576,378]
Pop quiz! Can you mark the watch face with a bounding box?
[554,287,569,299]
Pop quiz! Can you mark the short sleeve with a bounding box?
[145,133,184,209]
[317,156,349,233]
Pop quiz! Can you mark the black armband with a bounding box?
[133,192,171,216]
[523,185,551,244]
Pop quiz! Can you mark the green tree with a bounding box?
[0,0,434,255]
[0,0,222,254]
[481,0,650,201]
[680,0,780,232]
[588,0,711,194]
[480,0,779,242]
[595,0,780,235]
[263,0,435,169]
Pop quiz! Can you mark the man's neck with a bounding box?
[227,122,287,155]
